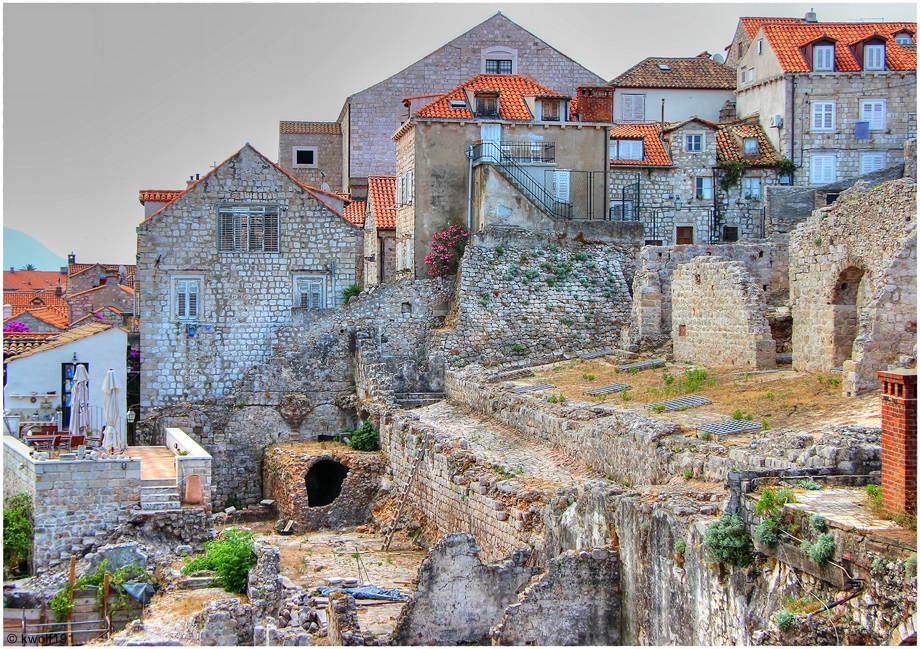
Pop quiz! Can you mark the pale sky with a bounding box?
[3,2,916,265]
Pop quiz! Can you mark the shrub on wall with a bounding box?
[349,422,379,451]
[3,493,33,577]
[424,224,470,278]
[183,528,255,594]
[703,514,752,567]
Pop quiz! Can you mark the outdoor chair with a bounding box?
[69,434,86,450]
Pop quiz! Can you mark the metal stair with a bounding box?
[139,479,181,512]
[381,450,425,552]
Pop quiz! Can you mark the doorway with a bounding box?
[831,266,865,367]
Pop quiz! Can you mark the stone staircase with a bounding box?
[395,392,445,409]
[139,478,181,512]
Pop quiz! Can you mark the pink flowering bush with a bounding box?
[424,224,470,278]
[3,321,30,333]
[92,312,106,321]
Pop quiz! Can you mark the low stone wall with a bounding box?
[165,427,212,509]
[192,598,253,646]
[4,436,141,569]
[327,593,364,646]
[671,257,776,370]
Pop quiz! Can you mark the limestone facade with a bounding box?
[671,257,776,369]
[276,122,343,191]
[67,283,134,324]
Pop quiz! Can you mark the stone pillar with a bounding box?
[879,369,917,516]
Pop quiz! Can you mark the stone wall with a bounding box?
[277,128,343,191]
[68,283,134,323]
[764,185,815,234]
[789,176,917,395]
[671,257,776,369]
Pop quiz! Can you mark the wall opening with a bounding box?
[305,459,349,507]
[831,266,865,366]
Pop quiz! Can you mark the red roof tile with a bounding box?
[368,176,397,229]
[739,17,803,39]
[608,57,737,90]
[68,283,134,300]
[761,22,917,72]
[3,332,61,359]
[279,121,341,135]
[3,270,66,292]
[68,263,136,286]
[342,200,367,227]
[609,122,671,166]
[138,190,184,205]
[4,292,68,318]
[414,74,568,121]
[6,306,69,330]
[715,116,781,167]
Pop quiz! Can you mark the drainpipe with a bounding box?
[467,146,473,231]
[660,98,665,131]
[329,259,336,308]
[790,74,796,182]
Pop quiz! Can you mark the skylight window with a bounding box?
[448,99,467,109]
[656,63,671,71]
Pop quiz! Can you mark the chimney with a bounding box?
[879,369,917,516]
[9,267,14,273]
[105,267,120,286]
[68,252,76,265]
[719,100,738,123]
[55,284,63,298]
[2,304,10,319]
[804,8,818,23]
[575,86,613,124]
[60,267,67,274]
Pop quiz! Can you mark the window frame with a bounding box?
[293,275,326,310]
[485,59,513,74]
[620,93,646,121]
[742,138,759,155]
[811,101,836,131]
[172,276,203,322]
[685,134,704,152]
[540,100,561,122]
[811,154,837,185]
[860,152,886,174]
[864,44,885,71]
[610,139,644,161]
[894,33,913,45]
[695,176,713,200]
[292,147,318,169]
[217,205,280,254]
[859,99,886,130]
[742,176,762,200]
[474,94,499,118]
[813,44,835,71]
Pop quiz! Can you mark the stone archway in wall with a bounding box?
[305,459,350,507]
[830,266,866,367]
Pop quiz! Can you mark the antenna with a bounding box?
[712,53,725,63]
[321,182,331,192]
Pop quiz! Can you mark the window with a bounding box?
[292,147,317,168]
[864,44,885,70]
[218,206,280,253]
[685,135,703,152]
[740,67,747,84]
[695,177,712,200]
[813,45,834,71]
[811,154,836,184]
[757,39,763,54]
[676,227,694,245]
[811,101,836,131]
[610,201,634,220]
[747,67,755,82]
[894,33,913,45]
[541,100,561,122]
[861,152,886,174]
[656,63,671,71]
[295,276,325,309]
[860,100,886,130]
[485,59,513,74]
[621,94,645,121]
[743,138,759,155]
[723,226,739,242]
[610,140,644,161]
[174,278,201,320]
[742,177,762,200]
[475,94,498,118]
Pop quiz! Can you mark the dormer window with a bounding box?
[610,140,644,161]
[742,138,759,155]
[656,63,671,71]
[864,43,885,70]
[813,44,834,71]
[894,33,913,45]
[475,94,498,118]
[541,100,561,122]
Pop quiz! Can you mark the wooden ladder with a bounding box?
[381,449,425,552]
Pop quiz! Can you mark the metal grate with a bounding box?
[647,395,712,412]
[579,349,617,359]
[510,384,555,394]
[699,419,763,436]
[615,359,666,373]
[584,383,631,396]
[485,369,536,384]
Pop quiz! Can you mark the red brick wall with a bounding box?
[879,370,917,515]
[575,86,614,124]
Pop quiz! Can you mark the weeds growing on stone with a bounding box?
[772,609,795,631]
[796,478,822,491]
[703,515,752,567]
[800,533,836,564]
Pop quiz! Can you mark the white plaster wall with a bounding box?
[613,88,736,123]
[3,327,128,422]
[736,78,788,154]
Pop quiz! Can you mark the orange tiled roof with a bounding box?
[739,17,803,39]
[68,263,136,286]
[5,321,114,361]
[7,306,70,330]
[609,122,671,166]
[3,270,66,292]
[368,176,397,229]
[716,116,781,167]
[761,22,917,72]
[3,292,69,318]
[414,74,568,121]
[3,332,61,359]
[342,200,366,227]
[68,283,134,300]
[279,121,341,135]
[608,57,736,90]
[138,190,184,205]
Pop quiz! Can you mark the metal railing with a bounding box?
[497,141,555,164]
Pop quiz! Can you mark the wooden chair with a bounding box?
[54,435,71,452]
[69,435,86,450]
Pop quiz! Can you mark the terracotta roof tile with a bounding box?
[609,122,671,166]
[68,263,136,287]
[5,321,114,361]
[608,57,737,90]
[414,74,568,121]
[279,121,341,135]
[8,306,70,330]
[716,116,781,167]
[367,176,397,229]
[342,200,367,227]
[138,190,184,205]
[4,292,68,317]
[739,17,804,39]
[3,332,61,359]
[761,22,917,72]
[68,283,134,300]
[3,270,67,292]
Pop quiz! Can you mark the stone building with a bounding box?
[607,54,737,124]
[279,12,603,194]
[734,19,917,184]
[136,144,362,413]
[609,114,781,245]
[275,121,343,192]
[3,292,69,328]
[66,281,134,325]
[363,175,397,286]
[393,74,611,279]
[723,15,805,69]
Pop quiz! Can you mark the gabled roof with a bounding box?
[663,116,720,133]
[414,74,568,121]
[69,307,123,328]
[3,332,61,359]
[609,122,671,167]
[68,263,136,287]
[368,176,397,229]
[5,321,118,361]
[138,190,184,205]
[760,22,917,72]
[608,57,737,90]
[4,292,68,317]
[3,270,66,293]
[5,306,69,330]
[68,283,134,299]
[342,200,366,227]
[738,17,804,39]
[279,121,341,135]
[715,116,781,167]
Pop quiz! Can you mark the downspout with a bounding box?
[790,74,796,183]
[330,259,336,308]
[603,124,610,222]
[467,146,473,231]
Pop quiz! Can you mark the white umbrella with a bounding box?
[68,364,91,438]
[101,368,122,453]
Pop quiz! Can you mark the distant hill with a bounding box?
[3,228,67,271]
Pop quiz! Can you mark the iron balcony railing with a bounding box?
[497,141,555,164]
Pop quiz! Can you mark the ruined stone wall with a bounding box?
[790,177,917,395]
[429,229,634,369]
[671,257,776,369]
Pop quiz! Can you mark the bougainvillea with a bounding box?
[92,311,106,321]
[423,224,470,278]
[3,321,30,333]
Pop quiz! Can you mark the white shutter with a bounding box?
[176,281,187,319]
[553,171,570,202]
[861,153,885,174]
[407,170,413,204]
[865,45,885,70]
[861,101,885,130]
[187,282,199,318]
[621,94,645,121]
[812,102,835,130]
[814,45,834,70]
[811,155,835,184]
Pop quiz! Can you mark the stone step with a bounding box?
[140,478,177,488]
[141,492,181,503]
[141,485,179,494]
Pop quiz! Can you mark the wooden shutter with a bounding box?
[218,212,235,251]
[264,212,279,252]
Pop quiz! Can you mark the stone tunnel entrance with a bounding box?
[305,459,349,507]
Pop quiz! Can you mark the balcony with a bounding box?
[471,140,555,164]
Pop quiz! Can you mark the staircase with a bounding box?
[381,450,425,552]
[139,479,181,512]
[394,392,445,409]
[474,141,572,220]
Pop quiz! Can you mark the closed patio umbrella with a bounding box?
[101,368,122,453]
[68,364,91,438]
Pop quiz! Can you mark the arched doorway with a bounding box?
[305,459,349,507]
[831,266,865,367]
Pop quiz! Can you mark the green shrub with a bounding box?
[697,431,712,441]
[511,343,524,353]
[682,468,694,480]
[342,283,363,303]
[652,404,666,414]
[48,586,75,623]
[3,494,33,577]
[680,368,712,393]
[183,528,255,594]
[350,422,379,451]
[905,553,917,580]
[797,478,822,491]
[703,515,752,567]
[865,484,883,508]
[755,517,780,546]
[74,559,148,610]
[673,539,687,556]
[773,609,795,631]
[776,487,796,505]
[761,418,770,430]
[800,533,836,565]
[732,408,744,421]
[808,514,827,533]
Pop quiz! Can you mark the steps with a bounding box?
[140,480,181,512]
[394,392,445,409]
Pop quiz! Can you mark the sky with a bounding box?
[3,2,917,266]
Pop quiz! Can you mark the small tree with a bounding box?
[423,224,470,278]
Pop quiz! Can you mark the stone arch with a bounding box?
[830,266,867,367]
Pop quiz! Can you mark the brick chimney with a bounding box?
[879,369,917,516]
[575,86,614,124]
[719,100,737,123]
